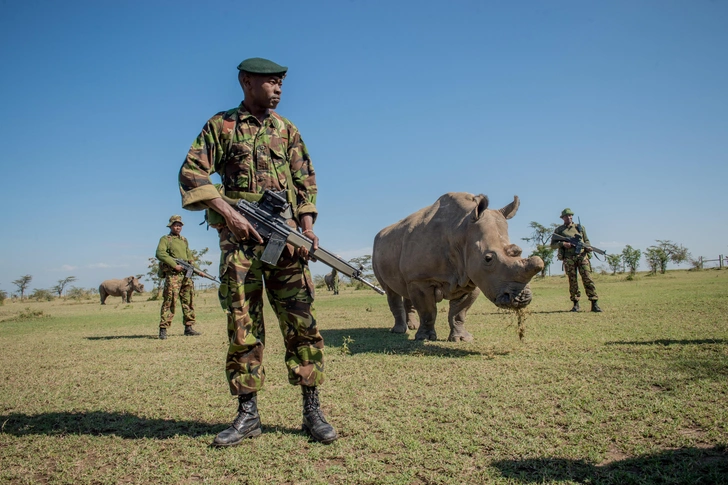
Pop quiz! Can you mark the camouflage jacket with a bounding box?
[156,234,193,269]
[178,102,317,222]
[550,223,591,259]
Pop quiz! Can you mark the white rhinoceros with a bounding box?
[372,192,544,341]
[99,276,145,304]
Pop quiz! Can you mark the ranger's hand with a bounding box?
[562,241,573,249]
[226,211,264,244]
[299,229,319,261]
[585,247,593,253]
[298,214,318,261]
[206,197,264,244]
[174,265,183,272]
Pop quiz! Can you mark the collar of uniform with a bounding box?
[236,102,282,128]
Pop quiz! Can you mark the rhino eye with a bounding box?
[484,252,495,265]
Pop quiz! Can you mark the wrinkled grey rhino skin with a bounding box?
[324,272,336,291]
[372,192,544,342]
[99,276,145,304]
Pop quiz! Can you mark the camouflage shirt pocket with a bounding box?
[224,143,252,191]
[264,146,287,191]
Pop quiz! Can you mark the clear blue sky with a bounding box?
[1,0,726,294]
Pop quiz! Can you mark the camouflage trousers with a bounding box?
[563,255,598,302]
[217,226,323,396]
[159,274,195,327]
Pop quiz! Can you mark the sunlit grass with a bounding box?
[1,269,727,484]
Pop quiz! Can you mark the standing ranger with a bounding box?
[550,208,602,312]
[156,215,201,339]
[178,57,337,446]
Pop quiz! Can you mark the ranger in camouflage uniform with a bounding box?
[178,57,337,446]
[550,208,602,313]
[156,215,200,339]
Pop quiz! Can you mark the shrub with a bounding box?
[67,286,96,301]
[30,289,55,302]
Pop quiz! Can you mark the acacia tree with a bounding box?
[52,276,77,298]
[606,254,623,275]
[190,247,213,273]
[621,245,641,275]
[146,258,163,299]
[349,255,375,288]
[12,275,32,300]
[645,240,690,275]
[521,221,560,277]
[645,246,669,274]
[656,240,690,267]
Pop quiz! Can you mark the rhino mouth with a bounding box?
[495,286,533,309]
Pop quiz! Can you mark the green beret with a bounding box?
[237,57,288,75]
[561,208,574,217]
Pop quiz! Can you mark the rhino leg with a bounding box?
[387,291,410,334]
[409,285,437,341]
[404,298,418,330]
[100,288,107,305]
[447,289,480,342]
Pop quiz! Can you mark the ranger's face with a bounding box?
[561,215,573,225]
[246,74,283,110]
[170,222,183,235]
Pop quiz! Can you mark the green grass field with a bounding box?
[1,269,727,484]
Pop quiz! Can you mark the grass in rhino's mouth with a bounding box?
[501,306,529,341]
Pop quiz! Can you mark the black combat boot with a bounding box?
[211,393,262,447]
[570,301,580,312]
[158,327,167,340]
[302,386,338,444]
[184,325,201,336]
[591,301,602,313]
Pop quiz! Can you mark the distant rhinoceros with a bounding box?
[372,192,544,342]
[99,276,145,304]
[324,269,339,294]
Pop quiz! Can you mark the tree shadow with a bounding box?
[492,446,728,484]
[0,411,300,440]
[85,335,157,340]
[605,339,728,346]
[319,327,505,358]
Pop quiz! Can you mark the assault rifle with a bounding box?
[551,234,607,257]
[224,190,385,295]
[174,258,219,282]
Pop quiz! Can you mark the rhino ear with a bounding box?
[499,196,520,220]
[472,194,490,221]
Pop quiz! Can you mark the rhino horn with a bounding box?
[524,255,545,277]
[499,196,520,220]
[471,194,490,221]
